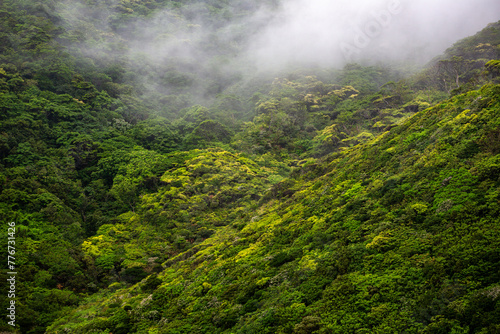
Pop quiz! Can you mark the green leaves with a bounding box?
[1,0,500,332]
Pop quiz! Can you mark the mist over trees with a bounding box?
[1,0,500,333]
[33,0,500,100]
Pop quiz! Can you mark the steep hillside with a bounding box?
[0,0,500,332]
[47,82,500,333]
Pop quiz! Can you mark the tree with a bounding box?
[435,56,477,92]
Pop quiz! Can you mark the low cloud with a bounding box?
[56,0,500,100]
[246,0,500,71]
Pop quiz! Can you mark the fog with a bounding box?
[247,0,500,71]
[58,0,500,100]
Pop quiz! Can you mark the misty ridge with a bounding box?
[55,0,500,102]
[3,0,500,331]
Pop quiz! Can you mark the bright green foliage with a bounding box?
[78,148,280,288]
[1,0,500,333]
[46,82,500,334]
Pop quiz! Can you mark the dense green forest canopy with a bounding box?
[0,0,500,332]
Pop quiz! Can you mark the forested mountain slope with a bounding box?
[0,0,500,333]
[47,81,500,334]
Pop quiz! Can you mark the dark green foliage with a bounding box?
[55,81,500,333]
[269,251,298,267]
[184,119,233,149]
[2,0,500,332]
[121,267,148,284]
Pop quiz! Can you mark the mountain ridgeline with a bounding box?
[0,0,500,333]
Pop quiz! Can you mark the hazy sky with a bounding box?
[63,0,500,71]
[59,0,500,98]
[246,0,500,70]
